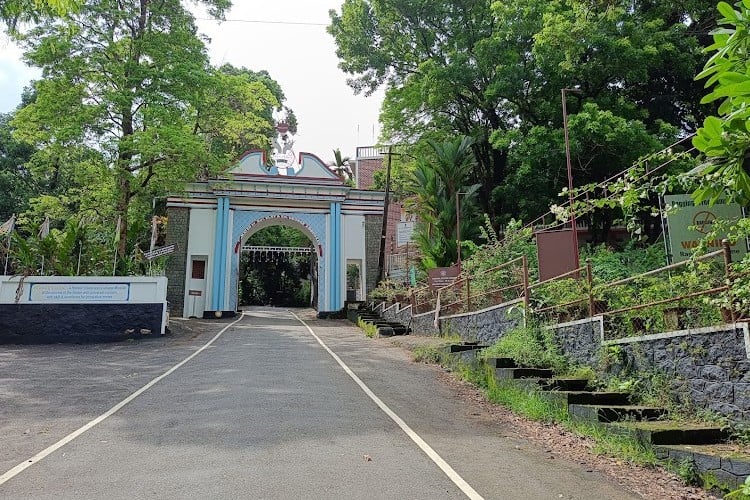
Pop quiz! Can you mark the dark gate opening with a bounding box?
[238,226,317,308]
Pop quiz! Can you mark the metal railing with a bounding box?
[410,285,437,314]
[435,256,529,316]
[527,240,738,338]
[391,241,741,339]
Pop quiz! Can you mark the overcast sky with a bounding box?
[0,1,384,163]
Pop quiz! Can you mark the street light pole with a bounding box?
[562,88,581,269]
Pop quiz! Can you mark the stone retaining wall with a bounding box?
[0,303,165,343]
[439,300,524,344]
[412,310,439,336]
[381,303,412,326]
[549,319,750,422]
[607,325,750,421]
[546,317,603,367]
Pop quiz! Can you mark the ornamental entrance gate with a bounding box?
[165,150,385,318]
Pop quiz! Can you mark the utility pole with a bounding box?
[377,145,393,283]
[456,191,462,271]
[562,88,582,269]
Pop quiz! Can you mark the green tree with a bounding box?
[405,136,480,268]
[330,0,714,227]
[693,0,750,205]
[0,112,37,221]
[0,0,79,30]
[11,0,276,266]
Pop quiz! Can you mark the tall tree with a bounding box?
[11,0,278,263]
[0,0,79,30]
[329,0,715,226]
[405,136,480,268]
[0,112,37,221]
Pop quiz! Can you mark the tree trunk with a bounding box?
[115,173,130,265]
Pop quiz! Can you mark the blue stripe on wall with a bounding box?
[330,201,342,311]
[212,197,230,311]
[211,198,223,311]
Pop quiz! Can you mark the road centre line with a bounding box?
[289,310,484,500]
[0,313,247,487]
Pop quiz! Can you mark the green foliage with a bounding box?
[369,279,409,302]
[357,317,378,338]
[0,112,38,221]
[482,324,568,373]
[724,475,750,499]
[404,136,481,269]
[238,226,314,307]
[584,242,667,283]
[472,217,537,270]
[693,0,750,205]
[10,0,277,267]
[330,0,711,226]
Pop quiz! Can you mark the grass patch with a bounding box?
[566,420,658,466]
[411,334,462,364]
[357,318,378,338]
[486,379,566,422]
[481,324,568,372]
[412,344,446,364]
[425,353,660,467]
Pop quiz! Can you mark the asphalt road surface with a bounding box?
[0,307,639,499]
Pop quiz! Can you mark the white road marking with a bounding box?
[0,314,247,486]
[289,311,484,500]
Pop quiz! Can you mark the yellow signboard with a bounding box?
[664,194,747,263]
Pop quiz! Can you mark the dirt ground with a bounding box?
[383,334,719,500]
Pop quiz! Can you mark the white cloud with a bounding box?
[197,1,384,162]
[0,40,40,113]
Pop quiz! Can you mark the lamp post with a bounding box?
[562,88,582,269]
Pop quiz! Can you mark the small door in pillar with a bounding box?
[188,257,207,318]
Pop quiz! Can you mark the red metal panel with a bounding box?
[536,229,578,282]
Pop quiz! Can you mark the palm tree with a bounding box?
[329,148,353,182]
[405,136,481,269]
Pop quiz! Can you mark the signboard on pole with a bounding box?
[664,194,747,263]
[145,243,177,260]
[428,264,460,290]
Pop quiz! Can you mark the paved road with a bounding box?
[0,308,638,499]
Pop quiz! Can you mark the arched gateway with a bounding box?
[165,150,385,318]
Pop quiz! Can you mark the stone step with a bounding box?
[609,421,731,446]
[486,357,518,368]
[654,444,750,491]
[543,391,632,408]
[495,367,554,380]
[538,378,591,391]
[569,404,668,423]
[446,344,488,353]
[377,326,394,337]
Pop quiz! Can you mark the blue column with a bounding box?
[211,197,229,311]
[330,202,342,311]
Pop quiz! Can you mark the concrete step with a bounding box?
[569,404,668,423]
[538,378,591,391]
[377,326,394,337]
[446,344,488,353]
[609,421,732,446]
[495,367,554,380]
[654,444,750,491]
[542,391,632,409]
[486,357,518,368]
